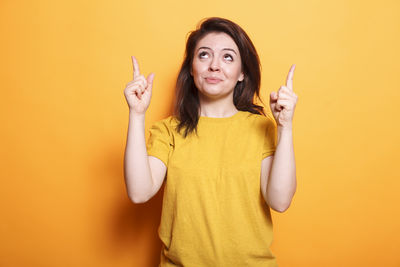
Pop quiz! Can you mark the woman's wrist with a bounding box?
[277,124,293,141]
[277,123,293,133]
[129,110,145,120]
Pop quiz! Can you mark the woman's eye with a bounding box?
[199,51,209,59]
[224,54,233,61]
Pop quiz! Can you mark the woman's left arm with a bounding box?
[261,65,298,213]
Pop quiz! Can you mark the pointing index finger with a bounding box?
[286,64,296,91]
[131,56,140,80]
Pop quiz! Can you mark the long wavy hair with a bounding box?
[174,17,264,137]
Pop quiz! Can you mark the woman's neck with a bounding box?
[198,95,238,118]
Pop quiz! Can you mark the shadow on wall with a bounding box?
[112,180,166,266]
[89,138,166,267]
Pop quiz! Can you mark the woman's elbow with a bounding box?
[267,195,295,213]
[270,202,291,213]
[268,188,296,213]
[128,191,152,204]
[129,195,150,204]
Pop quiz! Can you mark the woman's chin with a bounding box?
[198,89,233,101]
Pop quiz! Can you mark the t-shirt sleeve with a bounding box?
[262,114,277,158]
[146,119,173,166]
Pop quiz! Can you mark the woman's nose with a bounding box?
[209,58,220,72]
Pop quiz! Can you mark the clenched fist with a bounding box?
[124,56,155,115]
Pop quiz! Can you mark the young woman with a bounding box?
[124,17,297,266]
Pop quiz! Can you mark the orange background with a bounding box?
[1,0,400,266]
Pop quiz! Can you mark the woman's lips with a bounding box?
[205,77,222,84]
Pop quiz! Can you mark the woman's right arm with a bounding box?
[123,56,167,203]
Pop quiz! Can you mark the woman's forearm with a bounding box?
[124,112,154,203]
[267,126,297,212]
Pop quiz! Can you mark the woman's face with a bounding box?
[191,32,244,101]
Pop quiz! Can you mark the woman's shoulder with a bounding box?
[149,115,179,133]
[240,110,276,126]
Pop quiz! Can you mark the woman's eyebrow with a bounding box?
[222,48,237,55]
[197,46,237,55]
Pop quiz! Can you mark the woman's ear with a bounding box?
[238,72,244,82]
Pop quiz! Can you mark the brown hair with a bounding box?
[174,17,264,137]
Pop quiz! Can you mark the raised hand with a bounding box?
[124,56,155,115]
[269,64,298,128]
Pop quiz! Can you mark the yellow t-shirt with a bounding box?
[146,111,277,267]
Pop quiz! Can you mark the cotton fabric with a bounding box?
[146,111,277,267]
